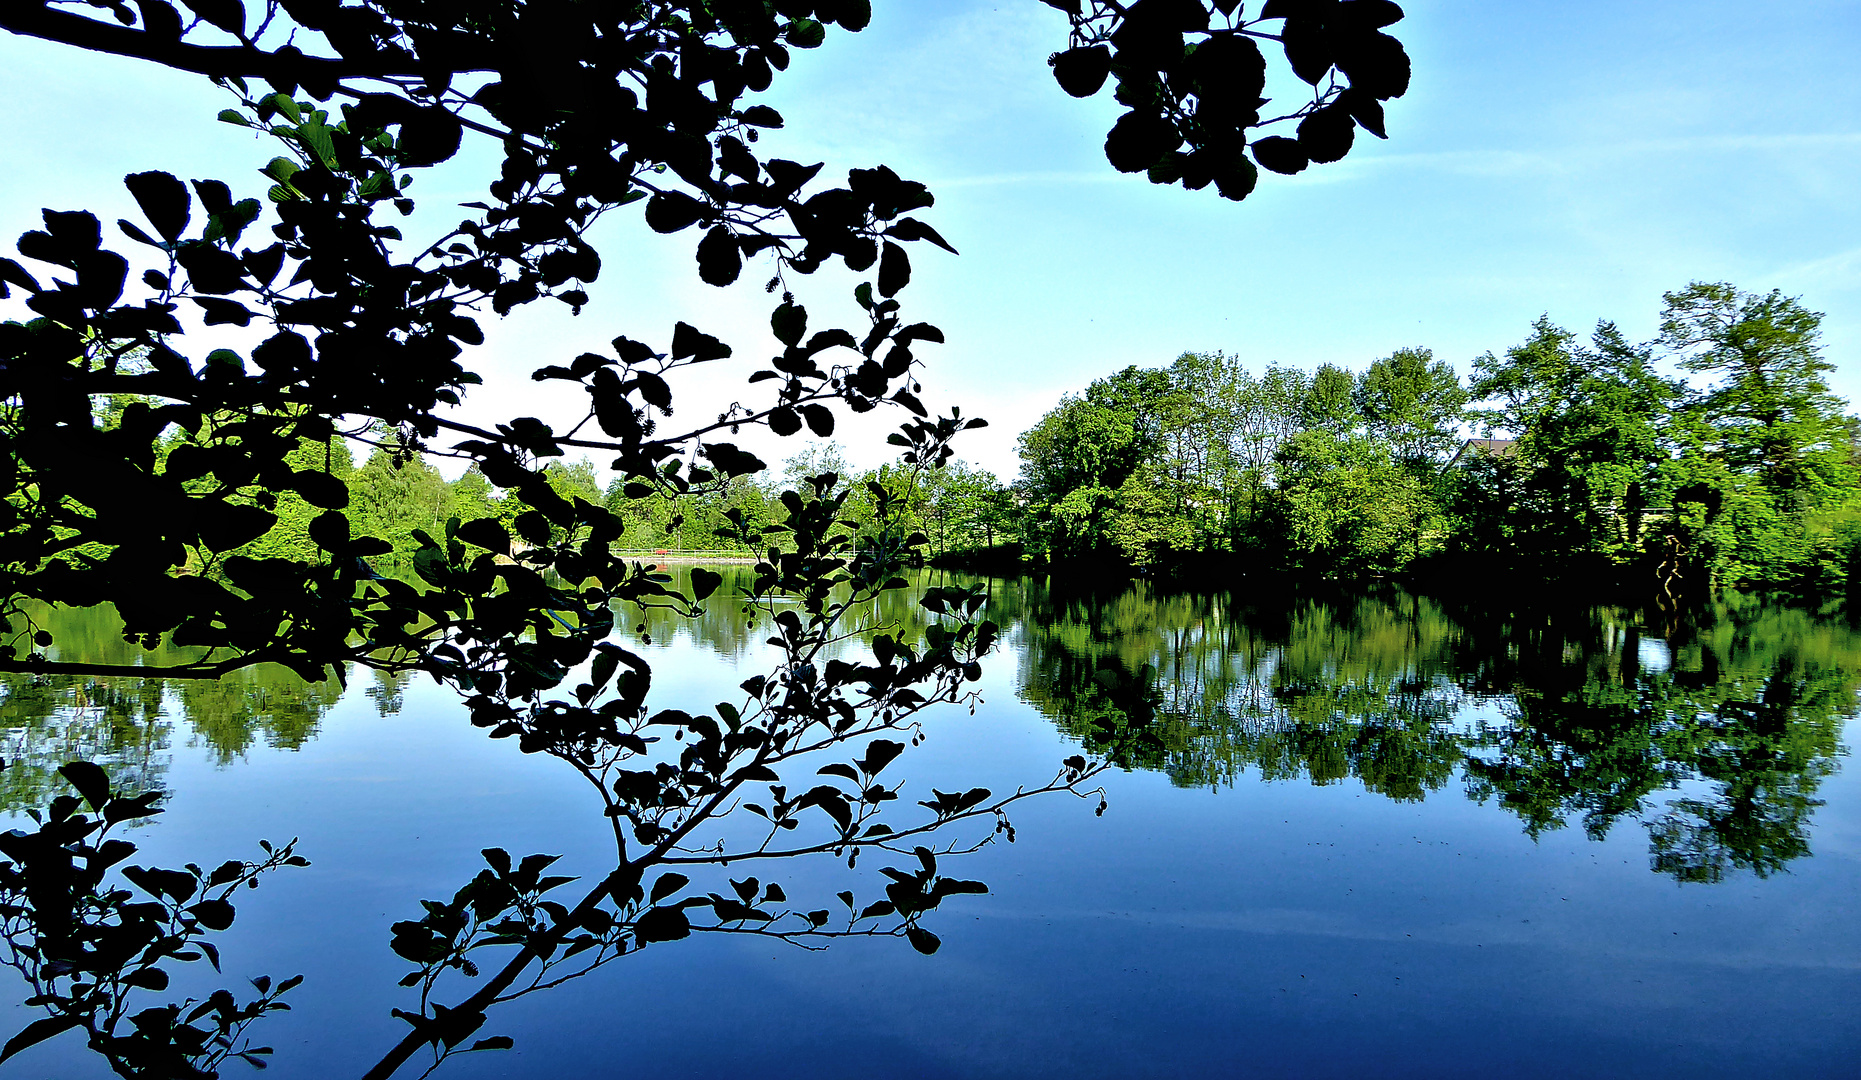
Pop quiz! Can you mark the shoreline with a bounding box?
[610,553,761,565]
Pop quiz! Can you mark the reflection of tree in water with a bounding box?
[625,564,967,661]
[1007,580,1466,799]
[177,668,343,765]
[2,604,349,790]
[365,668,414,717]
[1460,597,1853,883]
[6,571,954,803]
[0,674,170,815]
[1010,578,1855,883]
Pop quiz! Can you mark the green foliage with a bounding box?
[1268,431,1439,576]
[1000,283,1858,593]
[1017,366,1171,560]
[1662,283,1849,501]
[236,435,355,563]
[344,441,451,558]
[1449,288,1861,594]
[0,672,168,816]
[1014,351,1458,571]
[1302,363,1358,434]
[446,467,500,531]
[921,461,1013,559]
[1458,317,1684,571]
[1356,347,1468,466]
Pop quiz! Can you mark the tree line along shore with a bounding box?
[144,281,1859,602]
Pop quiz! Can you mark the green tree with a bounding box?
[922,461,1012,559]
[839,462,931,555]
[1355,346,1467,467]
[780,442,852,491]
[232,433,356,564]
[345,439,453,557]
[541,457,603,507]
[1463,317,1685,573]
[1657,283,1861,592]
[1229,364,1310,521]
[1152,352,1254,554]
[1454,289,1861,592]
[1661,283,1853,506]
[1302,363,1359,434]
[1017,366,1171,561]
[1267,430,1437,575]
[447,466,502,527]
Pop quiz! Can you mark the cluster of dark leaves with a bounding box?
[0,760,303,1077]
[1045,0,1409,194]
[0,1,980,693]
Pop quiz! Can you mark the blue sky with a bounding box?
[5,1,1859,478]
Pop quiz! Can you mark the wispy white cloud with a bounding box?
[1770,246,1861,292]
[1337,131,1861,178]
[928,170,1128,189]
[916,131,1861,192]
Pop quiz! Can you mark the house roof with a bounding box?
[1447,438,1520,468]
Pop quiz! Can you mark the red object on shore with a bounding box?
[654,549,668,555]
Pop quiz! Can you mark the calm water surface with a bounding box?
[4,572,1858,1078]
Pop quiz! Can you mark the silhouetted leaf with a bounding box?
[671,321,731,362]
[885,218,958,255]
[292,469,348,510]
[398,107,464,167]
[308,511,349,552]
[877,241,909,297]
[1251,136,1309,175]
[799,404,835,437]
[696,226,742,285]
[59,760,110,810]
[0,1016,83,1064]
[645,192,705,234]
[1105,110,1180,174]
[771,301,807,346]
[124,170,190,242]
[457,518,510,553]
[1297,104,1356,163]
[769,407,802,436]
[1051,45,1111,97]
[1339,0,1406,29]
[1280,16,1332,84]
[189,898,236,931]
[633,906,691,942]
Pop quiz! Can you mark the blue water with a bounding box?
[4,584,1858,1079]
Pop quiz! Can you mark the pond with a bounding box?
[5,570,1859,1078]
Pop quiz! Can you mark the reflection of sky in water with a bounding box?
[3,578,1859,1078]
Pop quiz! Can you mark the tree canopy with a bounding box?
[989,284,1860,594]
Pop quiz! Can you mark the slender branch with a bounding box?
[0,6,454,80]
[657,776,1103,865]
[360,738,763,1080]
